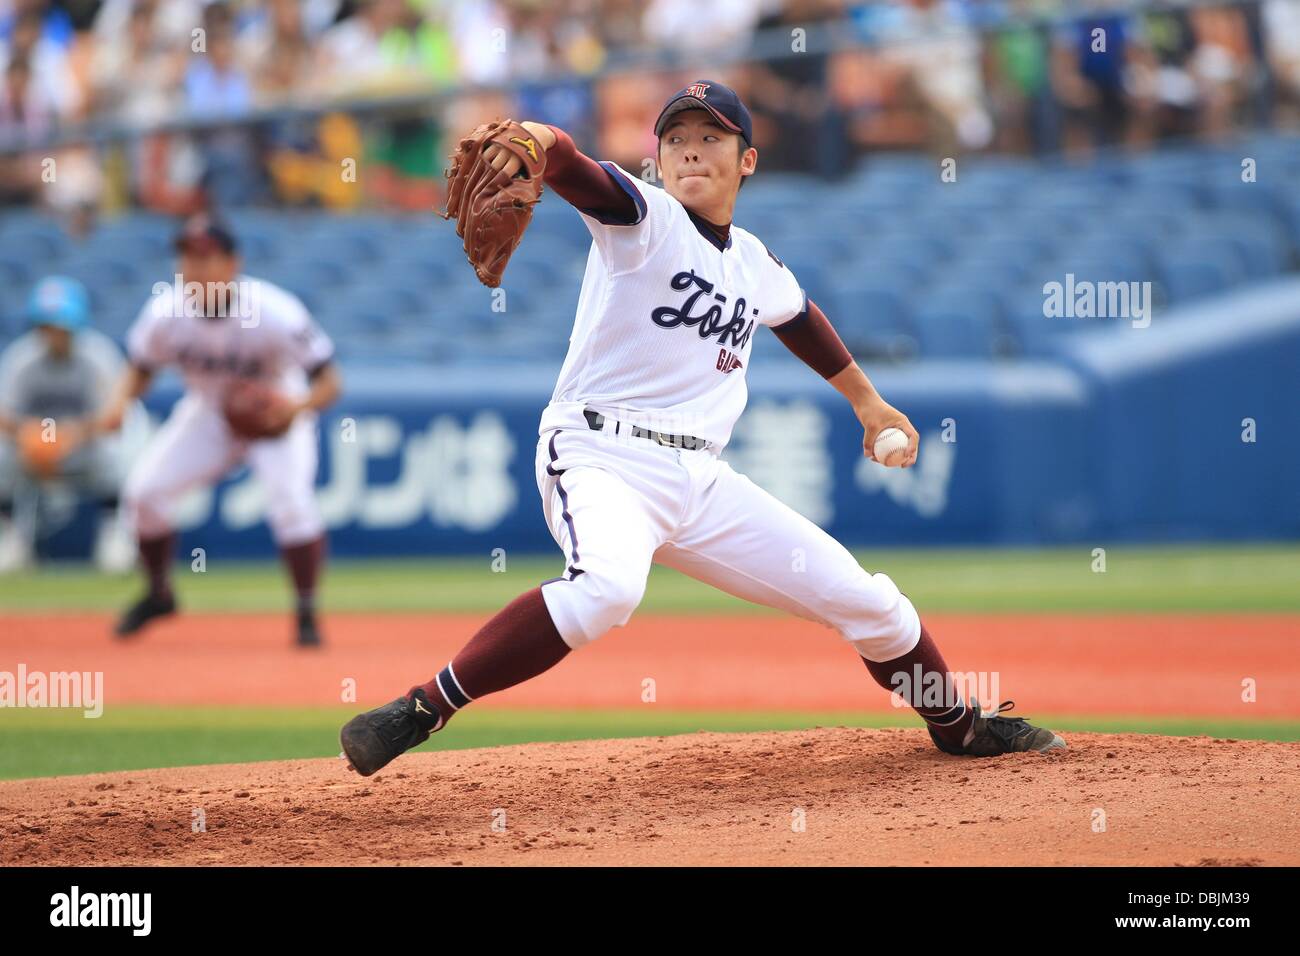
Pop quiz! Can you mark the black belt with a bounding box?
[583,408,708,451]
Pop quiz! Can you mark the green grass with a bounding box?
[3,545,1296,780]
[1,706,1297,780]
[2,544,1299,613]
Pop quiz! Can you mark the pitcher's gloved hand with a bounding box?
[439,118,548,288]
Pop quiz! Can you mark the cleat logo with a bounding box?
[413,698,433,716]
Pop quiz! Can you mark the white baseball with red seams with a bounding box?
[872,427,910,467]
[535,166,921,663]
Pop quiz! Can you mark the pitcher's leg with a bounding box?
[659,463,921,658]
[532,440,666,650]
[341,454,667,776]
[662,460,980,749]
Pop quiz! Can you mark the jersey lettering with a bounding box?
[650,270,755,349]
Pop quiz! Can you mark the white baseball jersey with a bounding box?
[538,162,807,452]
[126,274,334,404]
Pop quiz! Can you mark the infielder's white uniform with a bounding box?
[535,164,920,662]
[122,276,334,546]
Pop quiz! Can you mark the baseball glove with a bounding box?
[17,419,77,479]
[222,381,294,439]
[439,118,547,288]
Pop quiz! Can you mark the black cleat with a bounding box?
[296,611,323,648]
[340,688,443,777]
[113,591,177,638]
[929,698,1067,757]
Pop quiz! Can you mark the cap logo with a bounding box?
[685,82,710,99]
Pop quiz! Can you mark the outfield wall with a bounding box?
[44,279,1300,558]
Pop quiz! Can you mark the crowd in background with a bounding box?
[2,0,1300,216]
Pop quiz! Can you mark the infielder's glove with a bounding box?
[222,380,294,439]
[16,419,78,479]
[439,118,547,288]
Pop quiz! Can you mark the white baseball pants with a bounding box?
[535,422,921,662]
[123,394,323,546]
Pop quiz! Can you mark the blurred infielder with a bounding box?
[341,81,1065,774]
[98,215,342,647]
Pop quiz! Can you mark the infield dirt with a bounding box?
[3,611,1299,714]
[2,727,1296,866]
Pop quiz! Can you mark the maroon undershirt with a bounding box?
[542,125,854,382]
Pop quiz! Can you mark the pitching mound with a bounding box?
[3,728,1296,866]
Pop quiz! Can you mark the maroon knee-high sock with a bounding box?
[413,587,570,729]
[280,536,326,616]
[139,533,175,599]
[860,621,975,749]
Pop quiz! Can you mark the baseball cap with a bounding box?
[26,276,90,332]
[654,80,753,147]
[174,213,238,255]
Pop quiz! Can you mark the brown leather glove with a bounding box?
[439,118,547,288]
[222,380,295,439]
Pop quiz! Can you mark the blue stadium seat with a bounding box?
[911,290,1001,359]
[1002,307,1064,358]
[1156,254,1240,305]
[826,280,918,361]
[5,134,1296,369]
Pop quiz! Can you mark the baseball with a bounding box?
[873,427,910,467]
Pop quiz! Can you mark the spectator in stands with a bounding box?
[88,0,181,126]
[446,0,512,85]
[874,0,995,152]
[1187,3,1254,137]
[0,6,80,119]
[243,0,316,103]
[748,0,849,174]
[93,0,204,54]
[1051,3,1148,153]
[0,277,133,573]
[315,0,413,96]
[0,0,75,49]
[986,0,1061,153]
[593,0,645,54]
[185,2,264,206]
[642,0,762,56]
[0,55,50,205]
[1263,0,1300,122]
[1132,5,1203,141]
[185,2,252,119]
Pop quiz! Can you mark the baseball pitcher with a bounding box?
[97,215,342,647]
[341,81,1065,774]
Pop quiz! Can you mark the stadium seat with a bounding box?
[5,132,1297,370]
[1156,254,1240,304]
[826,281,918,362]
[911,290,1001,359]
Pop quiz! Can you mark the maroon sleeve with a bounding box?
[542,125,640,225]
[770,298,855,380]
